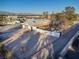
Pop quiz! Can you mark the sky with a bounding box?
[0,0,79,13]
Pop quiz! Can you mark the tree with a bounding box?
[0,15,5,25]
[65,6,75,14]
[0,43,13,59]
[64,6,77,21]
[0,15,8,25]
[49,14,64,31]
[17,16,26,23]
[43,11,48,19]
[0,43,7,59]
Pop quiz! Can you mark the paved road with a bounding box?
[0,24,20,32]
[2,27,30,45]
[4,28,57,59]
[0,24,21,41]
[2,23,79,59]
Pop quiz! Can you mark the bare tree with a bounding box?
[49,14,64,31]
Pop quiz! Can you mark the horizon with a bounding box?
[0,0,79,14]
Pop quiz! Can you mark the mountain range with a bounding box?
[0,11,41,16]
